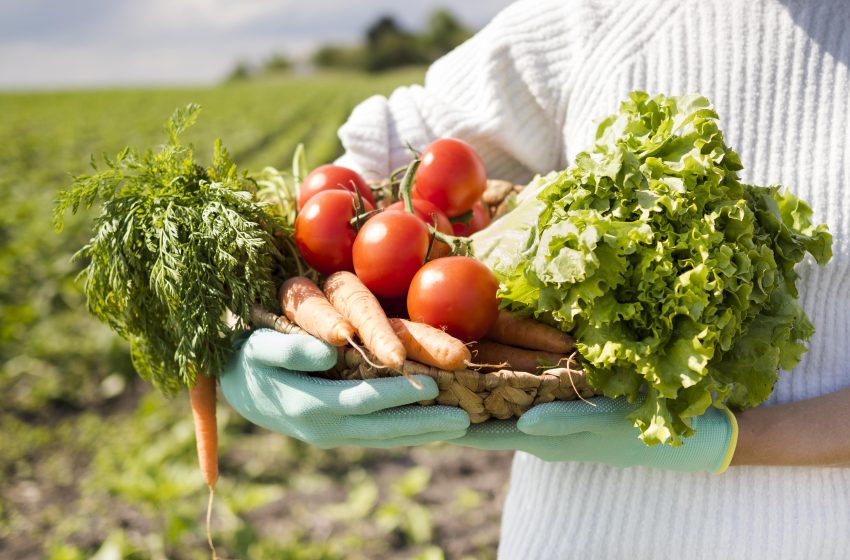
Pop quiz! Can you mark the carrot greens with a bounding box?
[53,104,301,395]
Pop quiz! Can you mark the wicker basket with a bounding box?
[320,347,594,424]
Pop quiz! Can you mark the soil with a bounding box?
[0,381,516,560]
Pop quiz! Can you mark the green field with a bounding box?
[0,70,511,560]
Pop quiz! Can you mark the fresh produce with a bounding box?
[451,201,491,237]
[324,271,406,370]
[190,372,219,494]
[473,91,832,445]
[295,189,374,275]
[385,198,453,258]
[352,210,430,297]
[389,318,472,370]
[279,276,355,346]
[413,138,487,217]
[54,104,300,393]
[407,256,499,342]
[298,163,376,209]
[470,340,569,373]
[486,310,575,354]
[53,105,303,551]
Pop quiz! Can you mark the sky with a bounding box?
[0,0,516,90]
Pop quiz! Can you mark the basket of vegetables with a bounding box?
[55,91,832,530]
[260,91,833,448]
[251,140,597,425]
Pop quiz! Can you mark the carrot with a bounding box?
[280,276,355,346]
[190,372,218,559]
[389,318,471,370]
[470,339,569,373]
[486,310,575,354]
[250,303,307,336]
[323,271,406,370]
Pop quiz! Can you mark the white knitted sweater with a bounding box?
[336,0,850,557]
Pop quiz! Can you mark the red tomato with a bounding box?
[353,211,430,298]
[451,201,491,237]
[298,164,375,210]
[295,190,373,275]
[412,138,487,217]
[407,256,499,341]
[385,199,453,259]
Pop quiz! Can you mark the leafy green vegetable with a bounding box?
[473,91,832,446]
[54,104,301,395]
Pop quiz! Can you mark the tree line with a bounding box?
[228,9,472,81]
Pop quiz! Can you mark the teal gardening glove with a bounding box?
[455,397,738,473]
[220,329,470,448]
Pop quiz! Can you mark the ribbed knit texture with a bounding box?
[336,0,850,557]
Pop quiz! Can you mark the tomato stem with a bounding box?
[399,158,420,214]
[424,229,437,261]
[349,209,382,229]
[352,180,367,214]
[428,226,473,256]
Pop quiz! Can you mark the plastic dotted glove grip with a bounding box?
[220,329,470,448]
[454,397,737,473]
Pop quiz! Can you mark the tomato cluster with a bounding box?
[294,138,499,340]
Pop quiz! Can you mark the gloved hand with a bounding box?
[220,329,470,448]
[453,397,738,473]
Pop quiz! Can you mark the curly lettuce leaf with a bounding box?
[475,91,832,446]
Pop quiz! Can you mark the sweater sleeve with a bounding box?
[335,0,585,184]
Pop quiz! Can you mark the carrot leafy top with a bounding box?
[54,105,301,394]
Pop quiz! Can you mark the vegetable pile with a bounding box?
[56,89,828,492]
[54,102,571,486]
[473,91,832,445]
[294,137,502,343]
[50,103,575,554]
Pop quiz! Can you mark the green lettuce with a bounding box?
[472,91,832,446]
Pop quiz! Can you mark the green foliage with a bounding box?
[226,62,252,83]
[475,91,832,446]
[421,9,473,59]
[227,54,293,83]
[54,104,301,394]
[363,16,430,72]
[312,45,368,72]
[263,53,293,74]
[313,9,470,73]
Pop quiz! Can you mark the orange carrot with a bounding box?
[190,373,218,487]
[389,318,471,370]
[486,310,575,354]
[280,276,355,346]
[190,372,218,558]
[323,271,406,369]
[250,303,306,336]
[470,339,569,373]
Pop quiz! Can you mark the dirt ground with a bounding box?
[1,380,516,559]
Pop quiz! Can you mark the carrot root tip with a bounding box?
[346,336,384,370]
[206,485,218,560]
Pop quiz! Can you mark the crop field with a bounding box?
[0,70,512,560]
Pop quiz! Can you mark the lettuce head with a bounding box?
[472,91,832,446]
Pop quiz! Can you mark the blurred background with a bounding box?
[0,1,516,558]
